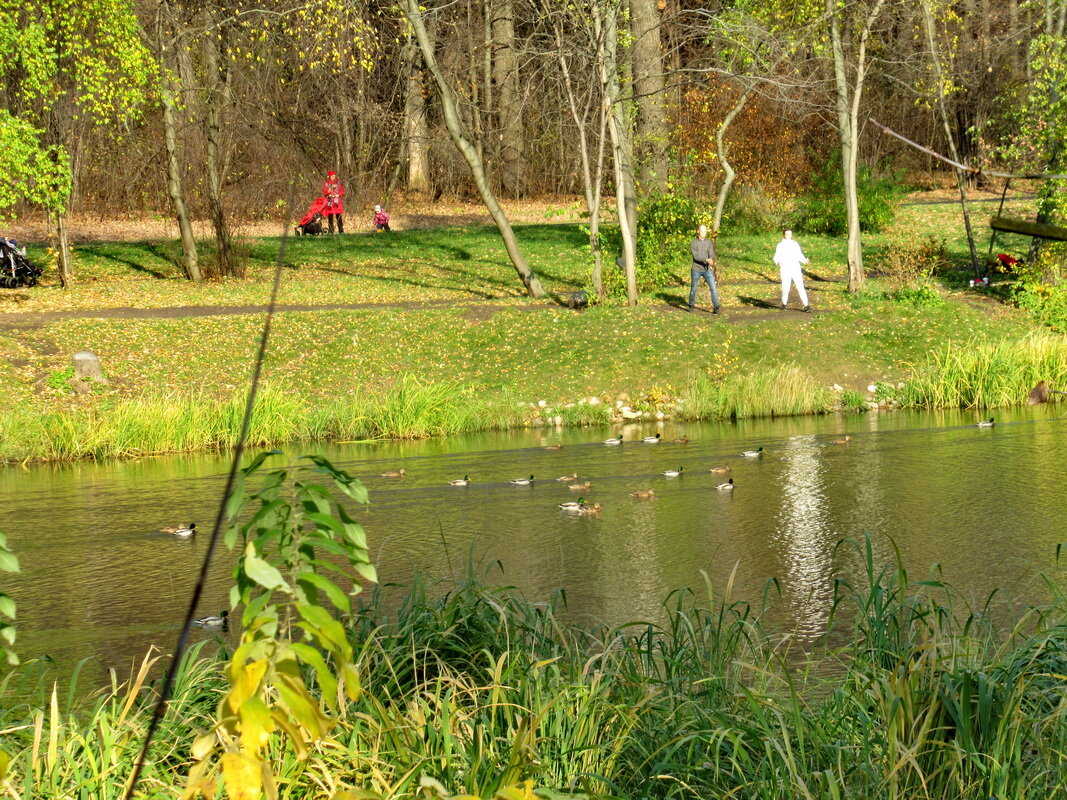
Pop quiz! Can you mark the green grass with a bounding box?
[3,538,1067,799]
[0,200,1054,460]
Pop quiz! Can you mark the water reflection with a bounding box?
[3,407,1067,688]
[770,436,835,641]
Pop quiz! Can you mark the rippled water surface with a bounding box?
[3,406,1067,684]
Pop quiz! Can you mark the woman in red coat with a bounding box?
[322,171,345,234]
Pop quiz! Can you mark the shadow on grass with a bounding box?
[738,295,780,309]
[81,242,173,280]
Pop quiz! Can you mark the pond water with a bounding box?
[2,406,1067,687]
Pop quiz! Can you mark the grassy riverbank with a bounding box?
[2,544,1066,798]
[0,198,1059,462]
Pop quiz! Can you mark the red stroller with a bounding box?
[296,196,327,235]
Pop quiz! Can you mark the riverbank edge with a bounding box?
[0,365,849,463]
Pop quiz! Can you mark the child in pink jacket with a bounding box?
[373,205,391,232]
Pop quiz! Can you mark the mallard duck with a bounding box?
[381,468,407,477]
[630,489,656,499]
[642,433,661,443]
[716,478,735,491]
[709,465,731,474]
[976,418,995,428]
[577,501,602,515]
[830,435,852,445]
[741,447,764,457]
[161,522,196,538]
[559,497,586,511]
[543,444,563,450]
[568,481,592,490]
[194,610,228,628]
[672,436,689,444]
[510,475,535,485]
[661,467,684,477]
[556,473,578,482]
[603,435,623,445]
[448,476,470,486]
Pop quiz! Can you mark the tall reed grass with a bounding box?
[0,377,531,463]
[4,542,1065,799]
[894,332,1067,408]
[681,362,833,420]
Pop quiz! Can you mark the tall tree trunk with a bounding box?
[554,17,608,300]
[158,1,200,281]
[713,82,753,234]
[919,0,980,277]
[203,10,235,277]
[630,0,668,192]
[827,0,886,292]
[596,0,638,305]
[402,0,545,298]
[402,32,431,195]
[161,79,201,281]
[492,0,525,196]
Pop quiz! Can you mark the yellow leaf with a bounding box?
[238,696,276,755]
[222,752,262,800]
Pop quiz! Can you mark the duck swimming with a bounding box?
[741,447,764,457]
[569,481,592,491]
[976,418,995,428]
[642,433,661,443]
[661,467,684,477]
[194,610,229,628]
[629,489,656,499]
[603,435,623,445]
[716,478,735,491]
[556,473,578,482]
[510,475,535,485]
[709,465,731,474]
[448,476,471,486]
[161,523,196,538]
[381,469,407,477]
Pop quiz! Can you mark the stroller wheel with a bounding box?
[0,276,16,289]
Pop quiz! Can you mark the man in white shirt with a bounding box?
[773,229,811,312]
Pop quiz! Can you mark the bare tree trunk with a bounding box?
[596,0,638,305]
[158,1,200,281]
[402,0,545,298]
[161,80,201,280]
[492,0,525,196]
[402,31,431,195]
[630,0,668,192]
[712,82,753,234]
[203,11,235,277]
[554,17,608,300]
[827,0,886,292]
[54,211,72,288]
[919,0,980,277]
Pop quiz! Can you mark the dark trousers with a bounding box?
[327,214,344,234]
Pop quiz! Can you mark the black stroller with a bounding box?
[0,238,41,288]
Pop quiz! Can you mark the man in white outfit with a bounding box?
[773,229,811,312]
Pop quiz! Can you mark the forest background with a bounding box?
[3,0,1066,297]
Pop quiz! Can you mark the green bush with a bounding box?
[602,192,699,297]
[1008,246,1067,330]
[794,152,904,235]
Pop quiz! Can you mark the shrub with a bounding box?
[602,192,700,297]
[794,152,904,235]
[1008,245,1067,330]
[720,183,790,235]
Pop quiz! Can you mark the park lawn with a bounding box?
[0,196,1049,459]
